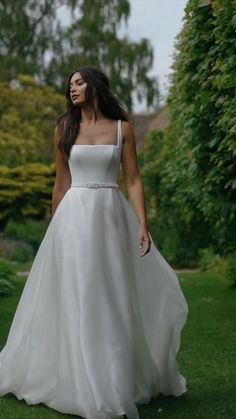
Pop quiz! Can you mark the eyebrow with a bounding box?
[69,78,83,85]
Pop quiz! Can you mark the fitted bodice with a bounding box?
[68,120,122,185]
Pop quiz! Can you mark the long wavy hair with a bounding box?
[56,66,129,159]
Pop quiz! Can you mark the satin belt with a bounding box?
[71,182,119,189]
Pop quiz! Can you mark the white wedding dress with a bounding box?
[0,120,188,419]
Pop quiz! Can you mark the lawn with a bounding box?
[0,272,235,418]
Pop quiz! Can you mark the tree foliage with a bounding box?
[139,0,236,265]
[139,130,211,267]
[0,75,62,229]
[0,75,64,166]
[165,0,236,253]
[0,163,55,230]
[0,0,159,111]
[0,0,65,81]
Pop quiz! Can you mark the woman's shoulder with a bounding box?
[102,117,134,138]
[120,120,134,137]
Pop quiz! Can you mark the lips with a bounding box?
[72,95,79,100]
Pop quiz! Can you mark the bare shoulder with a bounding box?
[54,125,63,146]
[54,124,67,158]
[122,120,133,133]
[121,120,135,144]
[54,115,67,145]
[53,124,69,166]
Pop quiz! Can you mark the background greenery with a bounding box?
[0,0,159,111]
[0,0,235,275]
[139,0,236,271]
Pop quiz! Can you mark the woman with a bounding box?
[0,66,188,419]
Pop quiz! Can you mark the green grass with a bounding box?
[0,272,235,418]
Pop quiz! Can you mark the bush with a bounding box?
[4,218,47,252]
[198,247,222,272]
[222,253,236,288]
[0,218,47,262]
[0,258,17,296]
[199,247,236,288]
[138,129,211,268]
[165,0,236,255]
[0,237,34,262]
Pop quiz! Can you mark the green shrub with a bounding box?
[0,258,17,296]
[198,247,222,272]
[0,237,34,262]
[139,129,211,268]
[4,218,47,252]
[222,253,236,288]
[164,0,236,257]
[199,248,236,288]
[1,217,47,262]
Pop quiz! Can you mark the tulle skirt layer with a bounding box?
[0,187,188,419]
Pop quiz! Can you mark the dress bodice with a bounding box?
[68,120,123,185]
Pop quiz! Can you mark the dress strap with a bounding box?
[117,119,122,148]
[116,119,123,171]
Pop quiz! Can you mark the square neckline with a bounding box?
[72,143,118,148]
[72,120,121,148]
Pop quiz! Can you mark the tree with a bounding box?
[46,0,159,110]
[0,0,159,111]
[0,0,65,81]
[0,75,63,229]
[0,75,64,166]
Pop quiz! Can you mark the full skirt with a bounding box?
[0,187,188,419]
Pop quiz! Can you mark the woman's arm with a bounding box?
[121,121,151,257]
[51,126,71,217]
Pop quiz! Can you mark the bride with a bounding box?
[0,65,188,419]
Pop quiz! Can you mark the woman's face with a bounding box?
[69,72,88,106]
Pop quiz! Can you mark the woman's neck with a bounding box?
[80,98,104,124]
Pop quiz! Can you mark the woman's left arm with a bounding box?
[121,121,151,257]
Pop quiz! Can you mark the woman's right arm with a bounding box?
[51,126,71,217]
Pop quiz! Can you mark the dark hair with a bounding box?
[56,65,129,159]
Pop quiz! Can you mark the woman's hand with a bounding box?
[138,226,152,257]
